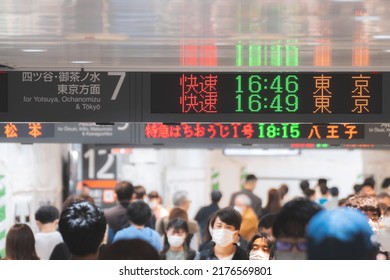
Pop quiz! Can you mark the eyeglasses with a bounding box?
[276,240,307,252]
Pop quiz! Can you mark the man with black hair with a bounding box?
[258,212,278,236]
[299,180,310,195]
[104,181,134,244]
[272,197,322,259]
[229,174,262,219]
[195,190,222,241]
[113,200,162,252]
[197,207,248,260]
[361,176,376,196]
[34,205,63,259]
[381,177,390,194]
[59,201,106,260]
[134,185,147,201]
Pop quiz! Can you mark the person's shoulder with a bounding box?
[104,204,123,216]
[233,245,249,260]
[195,207,206,219]
[149,227,161,237]
[231,190,242,197]
[187,249,197,260]
[115,226,131,237]
[197,247,214,260]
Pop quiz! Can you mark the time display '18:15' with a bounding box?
[235,75,299,113]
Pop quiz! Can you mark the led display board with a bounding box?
[144,72,386,123]
[1,71,389,123]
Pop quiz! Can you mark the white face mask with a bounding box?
[168,235,185,247]
[212,228,236,247]
[249,250,270,260]
[149,200,158,210]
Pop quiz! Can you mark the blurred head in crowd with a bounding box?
[264,188,282,213]
[345,194,381,233]
[247,233,276,260]
[304,188,316,201]
[299,180,310,194]
[272,197,322,260]
[319,185,329,197]
[148,191,162,210]
[211,190,222,204]
[258,212,278,236]
[233,193,251,215]
[115,181,134,207]
[209,207,241,248]
[317,178,327,188]
[169,207,188,221]
[353,184,362,194]
[329,186,339,198]
[307,208,378,260]
[244,174,258,191]
[5,224,39,260]
[381,177,390,192]
[134,185,147,201]
[35,205,60,232]
[99,239,160,260]
[172,191,191,212]
[360,177,376,196]
[278,184,289,200]
[59,201,106,260]
[127,200,152,226]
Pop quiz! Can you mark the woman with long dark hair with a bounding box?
[5,224,40,260]
[261,188,282,218]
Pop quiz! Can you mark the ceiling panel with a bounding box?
[0,0,390,70]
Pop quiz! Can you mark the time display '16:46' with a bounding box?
[235,75,299,113]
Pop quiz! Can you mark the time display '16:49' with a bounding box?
[235,75,299,113]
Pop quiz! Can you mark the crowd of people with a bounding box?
[2,174,390,260]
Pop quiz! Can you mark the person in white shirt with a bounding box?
[34,205,63,259]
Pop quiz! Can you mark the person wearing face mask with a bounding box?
[247,233,275,260]
[196,207,248,260]
[160,218,196,260]
[233,194,258,241]
[148,191,169,221]
[272,197,322,260]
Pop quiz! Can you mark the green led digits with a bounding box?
[258,123,301,139]
[235,75,299,113]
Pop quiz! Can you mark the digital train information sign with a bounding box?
[146,72,386,123]
[1,71,389,123]
[144,123,365,140]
